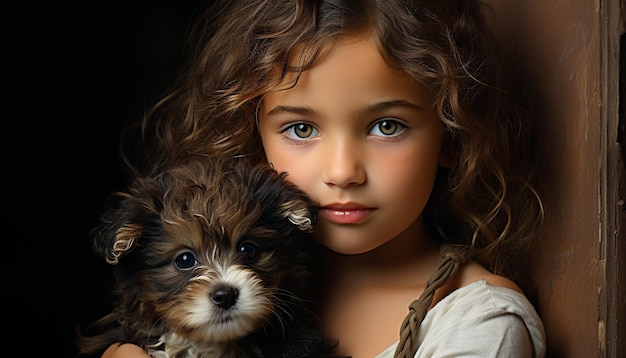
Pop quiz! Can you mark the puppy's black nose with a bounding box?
[210,286,239,309]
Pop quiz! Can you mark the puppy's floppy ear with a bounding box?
[100,221,144,265]
[241,162,317,232]
[91,177,163,265]
[273,172,317,233]
[283,199,315,233]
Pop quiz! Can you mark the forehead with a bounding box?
[263,33,431,111]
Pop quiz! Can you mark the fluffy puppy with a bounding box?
[78,159,343,358]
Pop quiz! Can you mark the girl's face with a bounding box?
[258,34,447,255]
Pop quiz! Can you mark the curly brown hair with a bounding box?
[124,0,544,278]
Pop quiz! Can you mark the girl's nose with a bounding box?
[322,139,366,188]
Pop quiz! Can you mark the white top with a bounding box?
[376,279,546,358]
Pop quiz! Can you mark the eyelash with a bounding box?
[280,118,407,143]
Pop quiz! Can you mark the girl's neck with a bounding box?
[313,220,443,356]
[316,220,441,289]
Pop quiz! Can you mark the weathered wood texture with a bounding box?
[486,1,625,357]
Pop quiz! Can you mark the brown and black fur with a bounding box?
[78,159,343,358]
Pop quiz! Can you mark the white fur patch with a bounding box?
[182,264,271,342]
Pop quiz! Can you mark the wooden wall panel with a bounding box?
[485,1,624,357]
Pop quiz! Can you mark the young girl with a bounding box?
[102,0,546,357]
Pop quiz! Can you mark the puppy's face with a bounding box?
[93,160,317,345]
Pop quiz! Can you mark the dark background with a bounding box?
[4,2,201,356]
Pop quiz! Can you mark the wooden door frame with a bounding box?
[602,0,625,356]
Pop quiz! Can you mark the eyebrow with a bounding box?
[265,105,315,117]
[364,100,424,112]
[265,100,423,117]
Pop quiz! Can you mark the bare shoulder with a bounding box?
[459,260,524,295]
[102,343,149,358]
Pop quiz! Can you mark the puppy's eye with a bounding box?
[238,241,260,261]
[174,251,198,269]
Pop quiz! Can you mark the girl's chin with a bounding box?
[312,232,387,256]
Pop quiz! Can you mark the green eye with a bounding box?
[293,123,314,138]
[377,121,398,135]
[370,119,404,137]
[282,122,319,141]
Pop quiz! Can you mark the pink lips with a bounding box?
[319,203,375,224]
